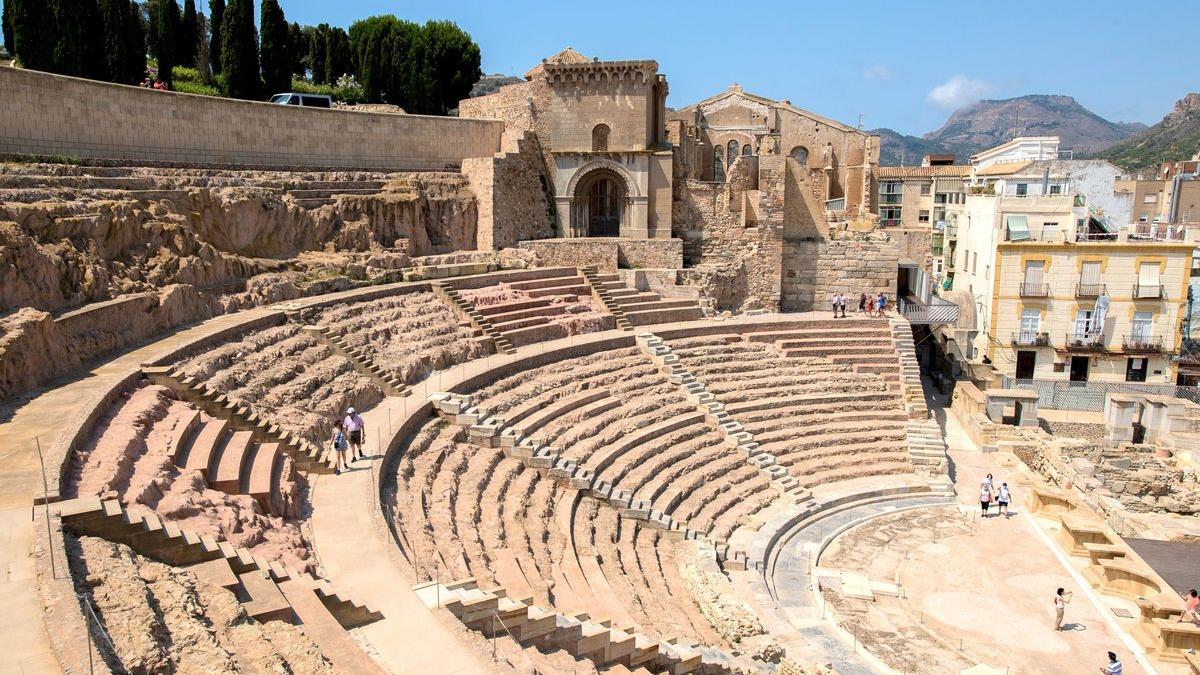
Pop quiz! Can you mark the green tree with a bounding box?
[207,0,223,74]
[99,0,146,84]
[308,22,328,83]
[2,0,14,56]
[324,26,351,84]
[147,0,180,84]
[287,21,304,76]
[48,0,106,79]
[349,15,419,106]
[179,0,197,68]
[414,21,481,115]
[8,0,60,72]
[259,0,289,94]
[220,0,259,98]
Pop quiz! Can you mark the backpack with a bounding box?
[333,430,348,451]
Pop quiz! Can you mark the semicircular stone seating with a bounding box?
[665,327,913,489]
[170,323,385,447]
[390,347,758,650]
[303,289,493,387]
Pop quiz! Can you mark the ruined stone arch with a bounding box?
[727,140,739,166]
[713,147,725,182]
[790,145,809,165]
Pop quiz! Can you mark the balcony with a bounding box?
[1123,333,1164,353]
[1076,283,1106,298]
[1019,282,1050,298]
[898,296,959,325]
[1133,283,1164,300]
[879,194,903,205]
[880,219,901,227]
[1012,332,1051,347]
[1063,332,1106,352]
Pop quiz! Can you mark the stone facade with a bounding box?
[517,237,681,272]
[461,131,554,250]
[781,238,900,311]
[0,67,503,170]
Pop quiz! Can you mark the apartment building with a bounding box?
[1115,158,1200,226]
[876,160,971,283]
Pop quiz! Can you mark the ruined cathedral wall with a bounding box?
[781,239,899,312]
[461,132,554,250]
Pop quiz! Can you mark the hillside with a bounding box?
[873,94,1143,165]
[469,73,524,98]
[1097,93,1200,172]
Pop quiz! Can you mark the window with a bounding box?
[1049,185,1062,195]
[742,143,753,157]
[1074,309,1094,338]
[713,147,725,182]
[1137,262,1160,297]
[919,210,930,223]
[920,183,931,196]
[1144,193,1158,203]
[790,146,809,164]
[880,207,901,225]
[1016,183,1029,196]
[1006,215,1030,241]
[1023,260,1045,288]
[1042,222,1059,241]
[1131,311,1153,340]
[727,140,740,165]
[1020,309,1041,342]
[1139,215,1149,223]
[591,124,610,152]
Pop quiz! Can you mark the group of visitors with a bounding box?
[978,473,1012,517]
[329,407,366,474]
[830,291,889,318]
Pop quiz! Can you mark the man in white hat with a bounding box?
[343,407,366,461]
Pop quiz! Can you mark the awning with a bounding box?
[1006,215,1030,241]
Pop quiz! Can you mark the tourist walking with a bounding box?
[330,421,350,475]
[982,473,994,491]
[1099,651,1122,674]
[980,481,993,517]
[875,292,888,316]
[859,291,868,315]
[343,407,366,461]
[997,482,1012,517]
[832,292,841,318]
[1054,587,1072,630]
[1180,589,1199,623]
[838,293,848,318]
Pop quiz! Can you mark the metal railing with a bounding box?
[1004,377,1200,411]
[898,296,959,325]
[1011,331,1050,347]
[1063,332,1106,351]
[1019,282,1049,297]
[1123,333,1164,352]
[1133,283,1164,300]
[1075,282,1106,297]
[880,218,901,227]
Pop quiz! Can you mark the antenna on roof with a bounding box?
[857,113,864,130]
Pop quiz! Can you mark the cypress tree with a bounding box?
[416,21,481,115]
[179,0,197,68]
[220,0,259,99]
[259,0,289,94]
[308,23,328,84]
[207,0,223,74]
[99,0,144,84]
[9,0,55,71]
[287,21,304,76]
[324,26,350,84]
[2,0,14,56]
[147,0,179,84]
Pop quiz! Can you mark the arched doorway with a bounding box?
[574,169,626,237]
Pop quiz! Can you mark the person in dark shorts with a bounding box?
[997,482,1012,517]
[330,420,350,475]
[980,481,992,517]
[343,407,366,461]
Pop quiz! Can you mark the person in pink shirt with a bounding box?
[1181,589,1199,624]
[343,407,366,461]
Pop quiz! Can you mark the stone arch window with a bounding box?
[592,124,610,152]
[742,143,753,157]
[727,140,740,166]
[714,147,725,182]
[790,146,809,165]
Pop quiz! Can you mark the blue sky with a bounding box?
[6,0,1196,134]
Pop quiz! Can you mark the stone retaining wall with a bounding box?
[781,238,898,311]
[0,67,502,170]
[517,237,683,272]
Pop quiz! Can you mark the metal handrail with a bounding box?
[1123,333,1164,352]
[1133,283,1164,300]
[1011,331,1050,347]
[1063,332,1105,350]
[1019,282,1049,297]
[1075,283,1106,297]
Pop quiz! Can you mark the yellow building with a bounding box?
[986,230,1193,384]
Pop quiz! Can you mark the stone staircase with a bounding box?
[591,273,704,326]
[906,418,949,474]
[890,318,928,419]
[56,497,381,628]
[412,577,734,674]
[142,366,336,473]
[633,333,814,519]
[298,325,408,397]
[427,392,756,571]
[581,266,633,331]
[431,280,515,354]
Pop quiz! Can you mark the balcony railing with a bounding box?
[1123,333,1164,353]
[1019,282,1050,297]
[879,194,903,205]
[1012,332,1051,347]
[1064,332,1106,351]
[1133,283,1164,300]
[899,296,959,325]
[880,219,901,227]
[1076,283,1106,298]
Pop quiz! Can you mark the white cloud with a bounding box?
[926,75,995,109]
[863,64,892,82]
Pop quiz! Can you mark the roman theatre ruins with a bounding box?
[1,49,1198,675]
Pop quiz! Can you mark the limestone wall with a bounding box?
[781,238,899,311]
[516,237,682,272]
[0,67,503,169]
[461,131,553,250]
